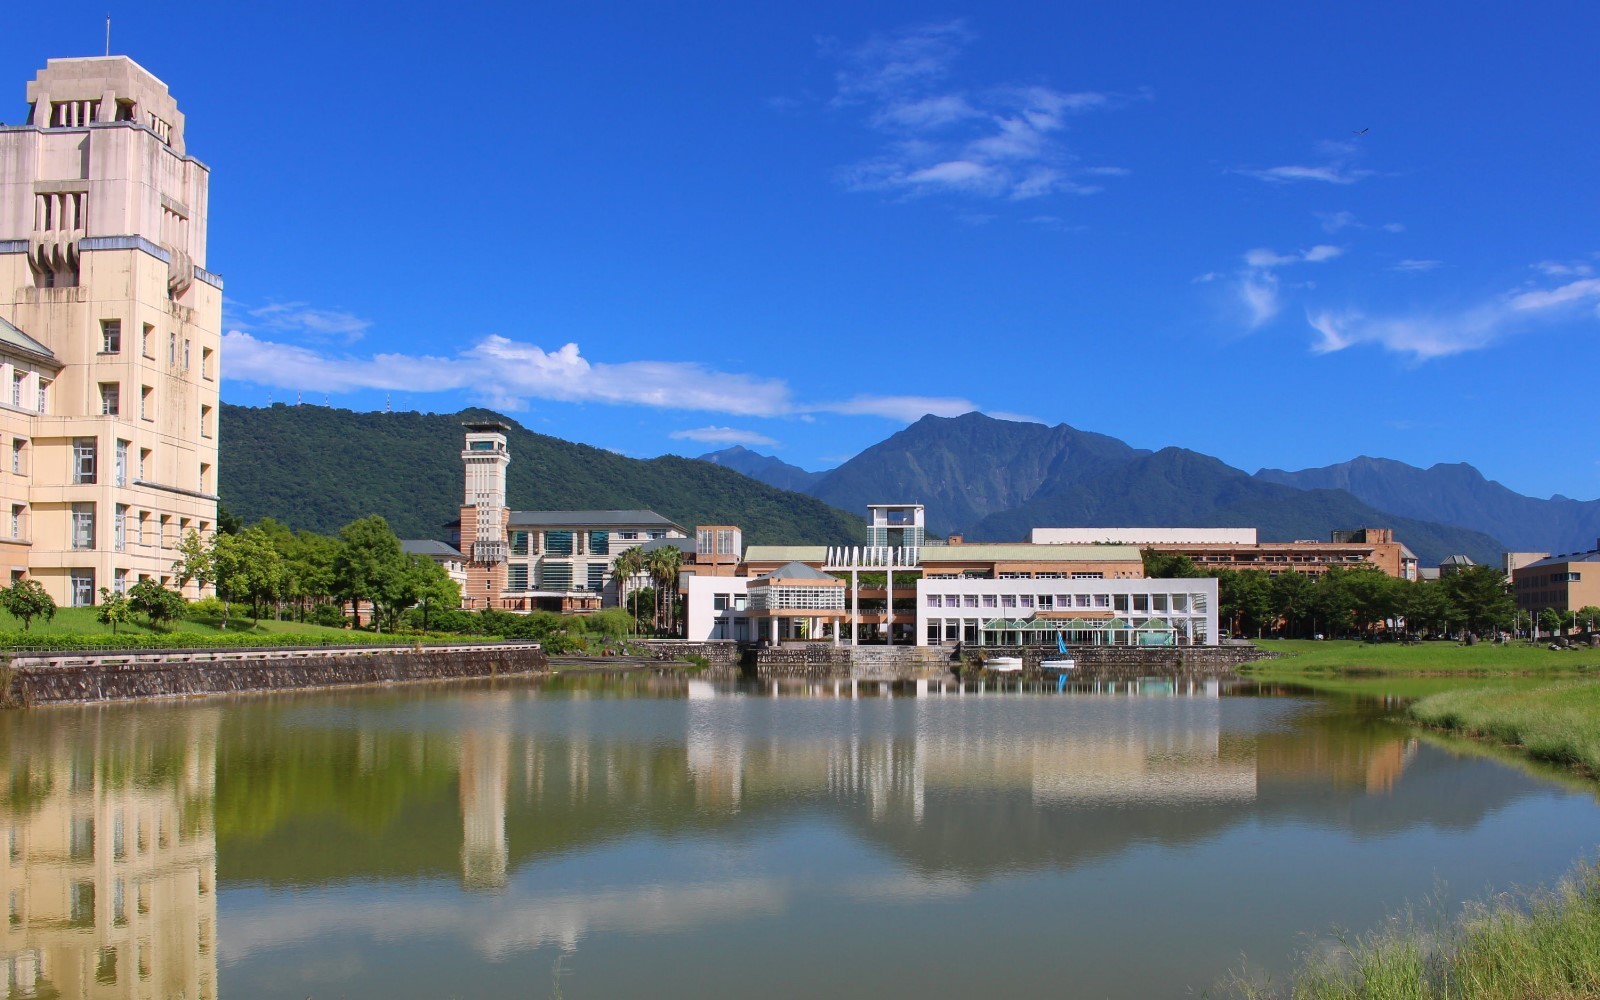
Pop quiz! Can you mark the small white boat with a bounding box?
[987,656,1023,673]
[1040,658,1076,671]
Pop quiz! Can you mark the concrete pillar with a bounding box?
[851,570,859,646]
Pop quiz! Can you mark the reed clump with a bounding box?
[1408,680,1600,774]
[1228,861,1600,999]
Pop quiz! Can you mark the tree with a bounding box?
[128,579,186,628]
[1399,580,1461,638]
[226,527,286,626]
[1440,565,1517,637]
[611,546,646,635]
[96,588,131,634]
[332,515,405,632]
[409,557,461,631]
[1269,571,1317,638]
[173,527,217,595]
[646,545,683,635]
[0,578,56,632]
[1141,550,1203,579]
[1341,567,1404,635]
[1576,605,1600,634]
[1217,570,1273,638]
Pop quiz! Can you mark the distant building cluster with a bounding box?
[429,426,1467,649]
[0,56,221,606]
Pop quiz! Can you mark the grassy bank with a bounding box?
[1229,860,1600,999]
[1251,638,1599,675]
[0,607,477,651]
[1407,680,1600,775]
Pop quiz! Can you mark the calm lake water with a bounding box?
[3,676,1598,999]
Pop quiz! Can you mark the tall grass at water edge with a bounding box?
[1407,680,1600,774]
[1227,861,1600,999]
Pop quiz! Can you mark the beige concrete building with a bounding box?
[1034,526,1419,580]
[1512,542,1600,617]
[0,56,221,605]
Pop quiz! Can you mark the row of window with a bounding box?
[97,381,214,433]
[502,561,610,592]
[1518,571,1583,587]
[64,505,209,555]
[98,319,214,378]
[64,569,184,606]
[4,366,48,412]
[505,528,665,557]
[924,592,1196,613]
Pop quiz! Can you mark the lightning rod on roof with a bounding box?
[105,14,111,56]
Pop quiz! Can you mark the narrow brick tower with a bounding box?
[460,422,509,609]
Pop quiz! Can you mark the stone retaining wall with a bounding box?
[637,641,745,666]
[971,644,1274,679]
[2,645,550,707]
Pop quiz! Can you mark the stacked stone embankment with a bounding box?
[1,643,549,707]
[975,644,1275,680]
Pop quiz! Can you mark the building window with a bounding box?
[11,438,23,475]
[113,569,128,595]
[201,346,213,379]
[142,324,154,358]
[168,333,176,366]
[115,440,128,486]
[101,319,121,354]
[72,504,96,550]
[926,594,942,607]
[982,594,997,608]
[73,438,97,484]
[183,339,191,370]
[507,564,528,590]
[71,569,95,607]
[200,404,213,438]
[509,531,529,556]
[36,380,47,413]
[587,562,606,591]
[114,505,127,551]
[10,372,22,407]
[10,505,22,539]
[713,594,729,611]
[140,386,153,420]
[589,530,610,556]
[100,382,120,416]
[137,511,148,547]
[546,531,573,556]
[139,448,150,480]
[199,463,210,493]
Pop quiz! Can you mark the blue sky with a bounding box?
[7,2,1598,499]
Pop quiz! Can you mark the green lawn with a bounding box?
[0,606,423,650]
[1408,679,1600,775]
[1249,638,1599,675]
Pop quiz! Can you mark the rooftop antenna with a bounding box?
[385,393,392,413]
[105,14,111,56]
[296,391,302,406]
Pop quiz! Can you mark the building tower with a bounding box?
[0,56,221,604]
[867,504,925,551]
[460,422,510,607]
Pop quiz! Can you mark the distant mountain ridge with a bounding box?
[698,412,1511,566]
[220,404,868,546]
[1256,456,1600,554]
[698,446,824,494]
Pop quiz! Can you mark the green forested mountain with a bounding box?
[219,404,867,545]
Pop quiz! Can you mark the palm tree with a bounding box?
[611,546,645,635]
[646,545,683,636]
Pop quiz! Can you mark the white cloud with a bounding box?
[225,331,992,426]
[669,426,780,448]
[828,21,1126,202]
[1316,210,1362,233]
[1381,222,1406,233]
[1239,272,1281,327]
[1242,164,1373,185]
[227,300,372,342]
[1243,245,1342,268]
[1392,259,1442,272]
[1531,258,1595,278]
[818,394,979,421]
[1231,245,1342,328]
[1307,276,1600,360]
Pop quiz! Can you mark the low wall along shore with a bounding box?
[636,640,1276,680]
[1,643,550,707]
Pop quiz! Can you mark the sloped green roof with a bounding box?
[759,560,842,582]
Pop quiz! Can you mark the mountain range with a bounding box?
[218,404,867,546]
[697,412,1598,566]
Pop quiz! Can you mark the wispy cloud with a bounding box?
[819,394,981,422]
[225,331,989,425]
[669,426,779,448]
[1532,257,1595,278]
[225,300,372,343]
[1392,259,1443,272]
[828,21,1127,201]
[1232,245,1343,327]
[1308,276,1600,360]
[1240,140,1375,186]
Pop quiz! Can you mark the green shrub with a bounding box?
[186,596,227,621]
[310,603,345,628]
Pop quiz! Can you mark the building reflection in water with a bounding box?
[1,709,219,999]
